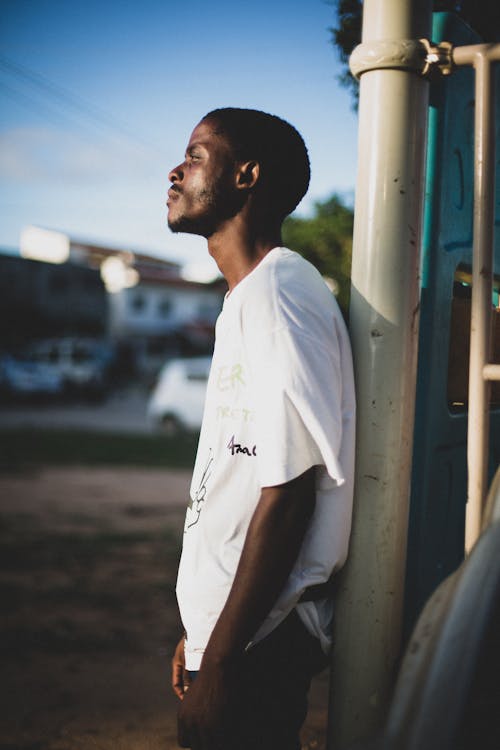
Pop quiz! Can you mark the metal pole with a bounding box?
[460,45,498,553]
[328,0,432,746]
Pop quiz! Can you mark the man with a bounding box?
[167,108,355,750]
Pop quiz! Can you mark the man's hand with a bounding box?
[172,636,191,700]
[177,660,237,749]
[175,466,316,747]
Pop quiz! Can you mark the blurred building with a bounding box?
[0,253,107,350]
[1,227,226,376]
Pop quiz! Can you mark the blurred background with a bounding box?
[0,1,358,748]
[0,0,358,433]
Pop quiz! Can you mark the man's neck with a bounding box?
[208,221,282,292]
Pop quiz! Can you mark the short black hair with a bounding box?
[203,107,310,221]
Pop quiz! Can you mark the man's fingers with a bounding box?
[179,671,192,698]
[172,662,186,699]
[173,682,185,700]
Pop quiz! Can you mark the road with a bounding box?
[0,465,328,750]
[0,383,154,434]
[0,384,330,748]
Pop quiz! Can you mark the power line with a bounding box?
[0,54,164,156]
[0,81,79,131]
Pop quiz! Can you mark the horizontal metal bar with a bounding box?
[350,41,500,79]
[453,43,500,67]
[483,364,500,382]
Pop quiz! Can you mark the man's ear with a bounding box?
[235,160,259,190]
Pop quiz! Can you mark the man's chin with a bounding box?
[168,216,211,238]
[167,219,182,234]
[167,215,188,234]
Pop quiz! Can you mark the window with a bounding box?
[158,298,172,317]
[130,293,146,313]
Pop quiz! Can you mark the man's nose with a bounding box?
[168,163,183,183]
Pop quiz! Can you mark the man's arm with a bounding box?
[176,465,316,748]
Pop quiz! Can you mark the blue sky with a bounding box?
[0,0,358,278]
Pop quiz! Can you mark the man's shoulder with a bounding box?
[245,247,325,298]
[237,247,344,337]
[272,248,340,316]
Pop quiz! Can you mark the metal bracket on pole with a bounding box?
[420,39,454,76]
[349,38,454,79]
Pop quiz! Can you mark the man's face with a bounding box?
[167,119,240,237]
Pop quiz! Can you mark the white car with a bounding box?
[147,356,211,434]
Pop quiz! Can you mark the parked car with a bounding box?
[0,353,64,399]
[147,356,211,434]
[24,337,115,399]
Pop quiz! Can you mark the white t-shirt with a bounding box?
[176,247,356,670]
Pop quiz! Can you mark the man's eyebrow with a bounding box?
[186,141,207,154]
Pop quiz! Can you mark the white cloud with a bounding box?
[0,126,160,184]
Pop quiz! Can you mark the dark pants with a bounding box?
[191,609,328,750]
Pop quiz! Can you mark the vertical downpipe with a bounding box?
[465,49,495,552]
[328,0,432,747]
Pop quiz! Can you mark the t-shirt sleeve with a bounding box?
[246,322,347,490]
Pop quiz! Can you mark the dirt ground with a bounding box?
[0,466,330,750]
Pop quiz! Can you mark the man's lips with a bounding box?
[167,187,181,207]
[169,186,181,198]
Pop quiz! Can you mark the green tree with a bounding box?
[283,194,354,318]
[330,0,362,109]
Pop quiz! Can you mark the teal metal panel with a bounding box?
[405,12,500,635]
